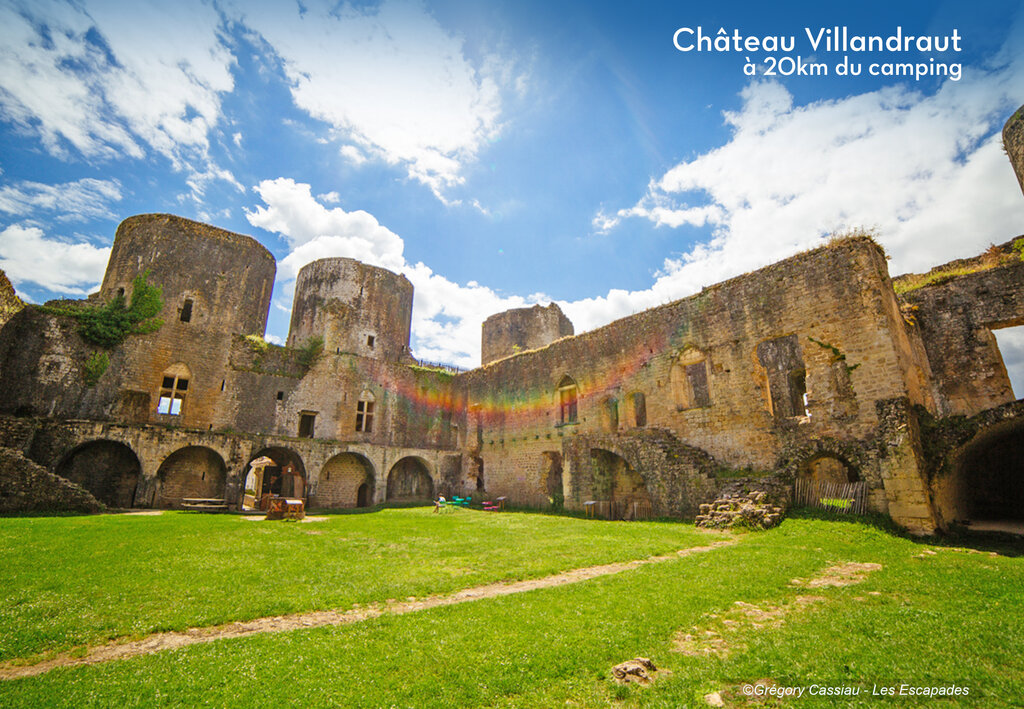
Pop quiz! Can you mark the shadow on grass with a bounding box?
[788,506,1024,557]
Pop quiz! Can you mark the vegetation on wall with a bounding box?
[807,336,860,372]
[297,335,324,369]
[82,351,110,387]
[41,272,163,348]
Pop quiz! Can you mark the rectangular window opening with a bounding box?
[180,298,193,323]
[366,335,375,348]
[356,400,374,432]
[298,412,316,438]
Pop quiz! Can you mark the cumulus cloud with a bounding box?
[246,178,406,275]
[248,178,541,367]
[580,33,1024,332]
[0,224,109,295]
[0,0,237,198]
[234,0,512,201]
[0,178,122,221]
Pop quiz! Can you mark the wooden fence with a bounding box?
[584,499,653,521]
[793,479,868,515]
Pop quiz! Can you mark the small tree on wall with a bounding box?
[42,271,164,348]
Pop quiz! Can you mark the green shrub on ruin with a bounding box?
[244,334,270,352]
[43,271,163,348]
[82,351,109,387]
[297,335,324,369]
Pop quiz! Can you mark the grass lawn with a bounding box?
[0,507,720,663]
[2,510,1023,707]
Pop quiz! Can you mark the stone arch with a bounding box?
[800,454,859,484]
[778,438,867,484]
[247,447,307,503]
[949,417,1024,523]
[386,456,434,502]
[318,452,375,509]
[156,446,227,508]
[55,440,141,508]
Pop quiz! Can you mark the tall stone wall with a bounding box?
[456,238,930,517]
[481,303,574,365]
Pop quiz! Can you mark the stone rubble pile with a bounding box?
[695,490,785,530]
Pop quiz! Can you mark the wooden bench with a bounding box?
[182,498,229,512]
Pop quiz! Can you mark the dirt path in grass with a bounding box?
[0,539,736,681]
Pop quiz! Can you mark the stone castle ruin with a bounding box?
[1,107,1023,534]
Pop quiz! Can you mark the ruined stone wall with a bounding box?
[0,446,103,513]
[1004,104,1024,197]
[481,303,574,365]
[0,307,133,419]
[219,338,458,450]
[287,258,413,363]
[456,238,925,510]
[899,257,1024,416]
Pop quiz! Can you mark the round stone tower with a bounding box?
[1003,104,1024,198]
[287,258,413,362]
[100,214,276,336]
[481,303,574,365]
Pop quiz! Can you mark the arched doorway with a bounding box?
[801,454,859,485]
[953,419,1024,525]
[55,440,141,508]
[156,446,227,508]
[318,453,375,508]
[247,447,307,507]
[590,449,651,519]
[386,457,434,502]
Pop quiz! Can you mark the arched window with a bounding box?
[157,363,191,415]
[557,375,578,425]
[355,390,375,432]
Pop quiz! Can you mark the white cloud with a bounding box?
[581,31,1024,331]
[235,0,513,200]
[248,177,541,367]
[0,0,236,199]
[0,224,109,295]
[247,178,405,274]
[0,178,122,221]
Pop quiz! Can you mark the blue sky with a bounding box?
[1,0,1023,390]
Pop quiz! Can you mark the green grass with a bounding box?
[0,508,717,663]
[2,513,1023,707]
